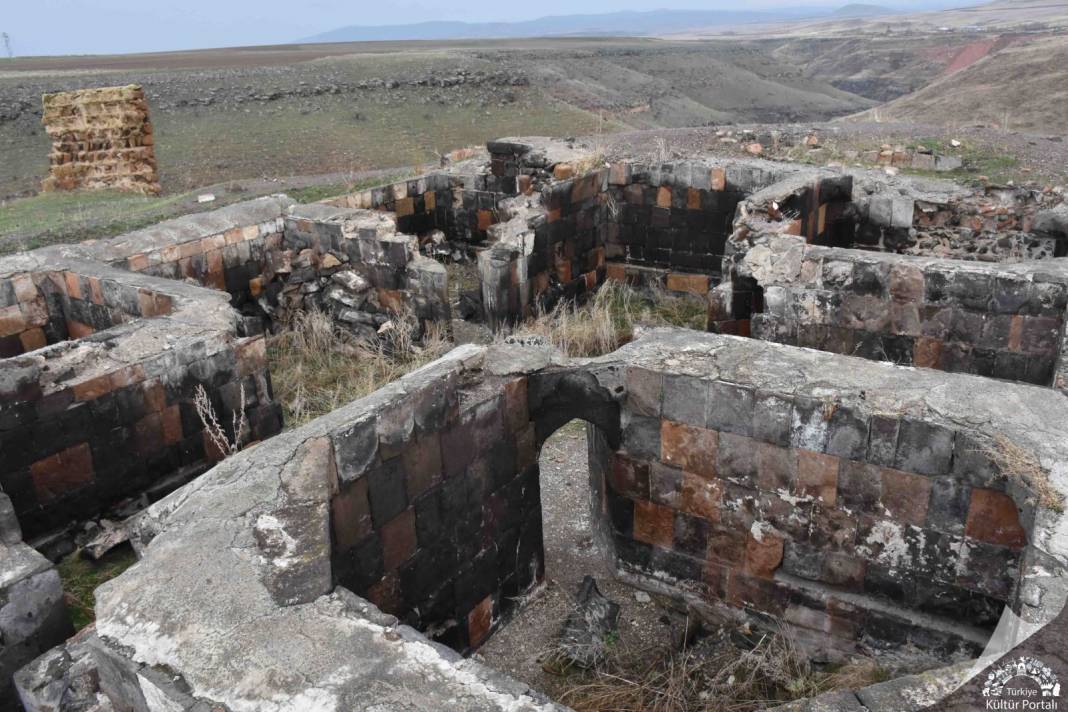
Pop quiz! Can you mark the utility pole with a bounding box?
[1,33,12,59]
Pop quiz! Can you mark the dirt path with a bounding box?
[478,422,682,704]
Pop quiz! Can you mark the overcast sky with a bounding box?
[3,0,947,57]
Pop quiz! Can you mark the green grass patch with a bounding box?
[57,546,138,631]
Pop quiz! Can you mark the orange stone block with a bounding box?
[477,210,494,232]
[657,186,672,209]
[665,272,710,297]
[87,277,105,305]
[711,167,726,191]
[63,271,84,299]
[965,489,1027,547]
[633,499,675,548]
[19,327,47,352]
[553,163,575,180]
[660,420,718,479]
[879,467,932,526]
[796,450,839,505]
[687,188,701,210]
[605,263,627,283]
[0,305,28,338]
[67,320,94,339]
[744,529,784,579]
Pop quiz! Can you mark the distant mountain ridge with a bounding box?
[833,3,900,16]
[299,8,840,44]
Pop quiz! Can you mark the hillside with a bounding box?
[848,33,1068,133]
[0,39,874,199]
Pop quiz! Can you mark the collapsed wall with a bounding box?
[40,85,160,196]
[16,331,1068,710]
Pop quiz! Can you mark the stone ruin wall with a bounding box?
[0,250,281,541]
[596,332,1034,661]
[5,136,1068,711]
[15,333,1068,711]
[40,85,160,196]
[711,178,1068,388]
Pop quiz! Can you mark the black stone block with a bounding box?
[367,457,407,527]
[673,511,709,557]
[751,391,793,446]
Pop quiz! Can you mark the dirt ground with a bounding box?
[478,421,687,704]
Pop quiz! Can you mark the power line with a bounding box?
[1,33,12,59]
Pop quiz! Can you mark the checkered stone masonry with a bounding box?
[600,362,1030,659]
[329,369,541,653]
[0,256,282,539]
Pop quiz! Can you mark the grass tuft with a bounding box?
[56,546,138,630]
[509,281,707,358]
[267,308,449,428]
[551,626,888,712]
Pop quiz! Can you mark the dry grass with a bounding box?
[985,435,1064,512]
[509,281,707,358]
[554,627,887,712]
[267,308,449,428]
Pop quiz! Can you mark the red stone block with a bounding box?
[19,327,47,352]
[366,573,402,615]
[756,443,797,492]
[633,499,675,548]
[681,471,723,522]
[889,264,923,302]
[380,508,417,570]
[609,453,650,500]
[660,420,718,479]
[67,320,94,339]
[965,489,1027,547]
[30,442,94,501]
[796,450,839,505]
[468,594,494,647]
[913,337,943,368]
[605,263,627,283]
[402,433,443,500]
[161,404,183,445]
[879,466,931,526]
[72,373,113,402]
